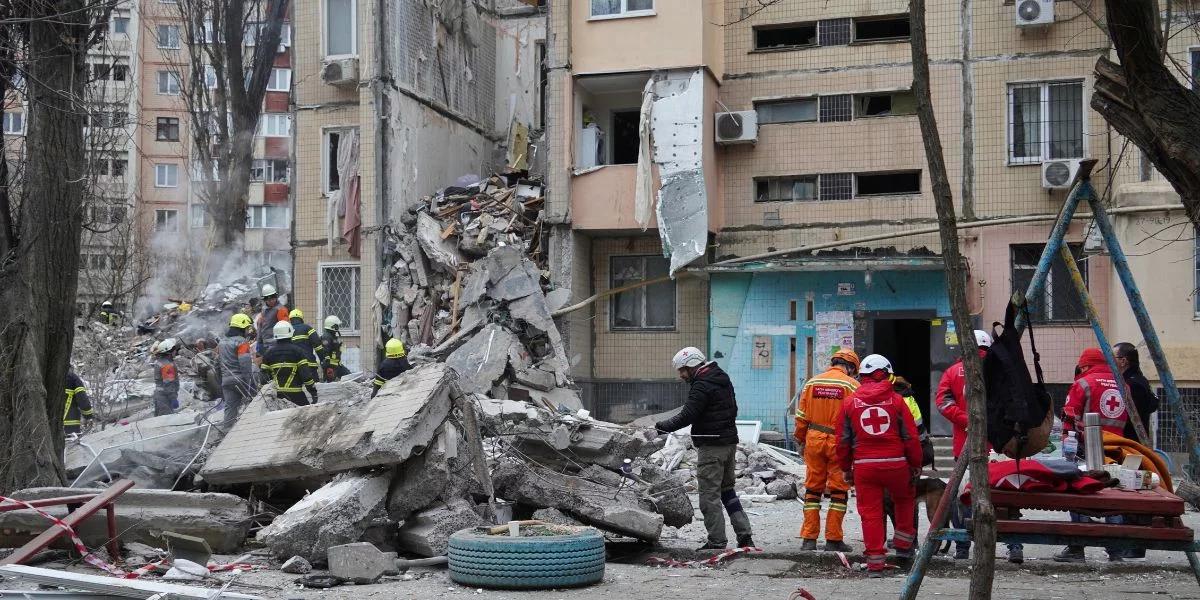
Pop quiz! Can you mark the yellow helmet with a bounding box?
[385,338,406,358]
[179,302,192,313]
[289,308,304,320]
[230,313,253,330]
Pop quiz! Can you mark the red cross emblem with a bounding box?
[859,406,891,435]
[1099,389,1124,419]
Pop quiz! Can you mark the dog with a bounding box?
[883,475,951,553]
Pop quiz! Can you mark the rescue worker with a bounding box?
[892,375,934,467]
[372,338,412,397]
[936,329,1023,563]
[255,284,290,354]
[288,309,321,367]
[193,338,222,400]
[835,354,922,576]
[794,349,860,552]
[98,301,119,326]
[217,313,256,427]
[317,315,350,382]
[655,347,755,551]
[1055,347,1128,563]
[261,320,319,406]
[152,338,180,416]
[63,369,94,436]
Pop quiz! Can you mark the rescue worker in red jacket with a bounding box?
[835,354,922,576]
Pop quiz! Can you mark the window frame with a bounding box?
[755,97,818,124]
[156,116,180,141]
[854,170,922,197]
[323,0,358,58]
[154,163,179,188]
[247,205,289,229]
[156,24,181,49]
[322,126,357,194]
[851,14,911,43]
[266,68,291,91]
[752,21,818,51]
[3,111,25,135]
[190,203,208,228]
[318,262,362,334]
[154,209,179,233]
[156,70,181,95]
[1006,79,1086,165]
[112,15,130,35]
[608,254,677,332]
[1010,243,1090,324]
[589,0,656,21]
[754,174,818,203]
[259,113,291,138]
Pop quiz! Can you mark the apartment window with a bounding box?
[320,264,361,333]
[854,15,910,42]
[251,159,289,183]
[267,68,291,91]
[591,0,654,18]
[204,65,218,89]
[190,204,208,228]
[111,158,127,177]
[155,163,179,187]
[88,112,110,128]
[856,171,921,196]
[112,64,127,81]
[88,254,109,270]
[325,0,357,57]
[157,24,180,49]
[1011,244,1088,323]
[3,112,24,135]
[110,205,127,223]
[818,94,852,122]
[92,62,112,81]
[92,158,109,176]
[154,209,179,233]
[855,90,916,117]
[1008,81,1084,163]
[259,113,291,137]
[818,18,852,46]
[156,117,180,141]
[324,128,356,193]
[247,205,289,229]
[610,255,675,330]
[754,22,816,50]
[820,173,853,201]
[157,71,180,95]
[112,16,130,35]
[755,175,817,202]
[756,98,817,124]
[110,109,127,128]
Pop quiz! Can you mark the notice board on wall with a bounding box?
[814,311,854,372]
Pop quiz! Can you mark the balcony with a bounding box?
[571,164,659,231]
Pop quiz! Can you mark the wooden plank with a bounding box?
[0,480,135,566]
[990,487,1185,516]
[996,519,1195,542]
[0,565,261,600]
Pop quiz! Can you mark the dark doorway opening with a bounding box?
[611,109,640,165]
[871,318,932,427]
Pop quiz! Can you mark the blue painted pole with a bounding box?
[1015,180,1088,332]
[1086,196,1200,475]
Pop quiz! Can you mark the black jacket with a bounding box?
[372,356,412,397]
[1123,367,1160,440]
[655,362,740,446]
[261,340,318,399]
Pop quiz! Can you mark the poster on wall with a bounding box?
[814,311,854,373]
[752,336,772,369]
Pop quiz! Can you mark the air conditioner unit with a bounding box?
[1041,159,1081,189]
[1015,0,1054,27]
[321,58,359,87]
[715,111,758,145]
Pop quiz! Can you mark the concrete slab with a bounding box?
[199,363,455,485]
[256,472,390,562]
[395,500,486,557]
[327,542,394,584]
[161,532,212,566]
[445,325,517,395]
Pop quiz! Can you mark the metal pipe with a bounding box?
[1013,179,1087,332]
[104,504,120,562]
[899,452,969,600]
[1086,194,1200,475]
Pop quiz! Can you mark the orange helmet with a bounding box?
[832,349,860,370]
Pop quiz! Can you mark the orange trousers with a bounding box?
[800,431,848,541]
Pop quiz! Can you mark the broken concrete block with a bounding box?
[512,420,664,471]
[492,460,663,541]
[531,508,587,527]
[445,324,518,395]
[280,556,312,574]
[416,211,465,272]
[766,480,797,500]
[65,411,208,476]
[257,472,390,562]
[544,288,571,312]
[486,259,541,301]
[162,532,212,566]
[513,366,556,392]
[386,423,484,521]
[396,500,486,557]
[327,542,394,584]
[200,363,455,484]
[0,488,251,553]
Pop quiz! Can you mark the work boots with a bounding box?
[1053,546,1086,563]
[800,539,818,551]
[823,540,853,553]
[696,542,727,552]
[737,536,756,549]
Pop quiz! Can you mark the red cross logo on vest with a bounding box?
[1099,389,1124,419]
[859,406,891,436]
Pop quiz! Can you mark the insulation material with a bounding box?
[634,79,655,230]
[650,70,708,276]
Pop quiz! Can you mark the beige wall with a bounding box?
[571,165,658,230]
[570,0,712,75]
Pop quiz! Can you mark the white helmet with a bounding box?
[324,315,343,330]
[261,284,278,297]
[156,338,178,354]
[672,347,706,370]
[974,330,993,348]
[273,320,294,341]
[859,354,893,375]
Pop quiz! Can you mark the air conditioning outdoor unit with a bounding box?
[1041,159,1081,189]
[715,111,758,145]
[321,58,359,87]
[1015,0,1054,27]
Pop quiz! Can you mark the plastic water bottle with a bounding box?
[1062,431,1078,463]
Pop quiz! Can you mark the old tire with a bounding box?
[447,527,606,590]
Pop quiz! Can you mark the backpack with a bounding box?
[983,293,1054,458]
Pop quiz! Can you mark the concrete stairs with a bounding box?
[930,436,956,474]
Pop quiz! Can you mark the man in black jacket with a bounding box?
[656,347,755,551]
[1114,342,1160,561]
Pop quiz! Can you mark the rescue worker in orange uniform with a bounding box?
[835,354,922,576]
[794,349,860,552]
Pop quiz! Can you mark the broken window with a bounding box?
[321,264,360,332]
[818,95,852,122]
[610,255,675,330]
[591,0,654,18]
[755,175,817,202]
[1011,243,1088,323]
[819,173,853,201]
[536,41,548,129]
[325,0,356,57]
[754,23,817,50]
[154,209,179,233]
[854,91,916,117]
[818,18,852,46]
[756,98,817,124]
[853,15,910,42]
[156,117,180,141]
[324,128,357,193]
[1008,81,1084,163]
[855,171,921,196]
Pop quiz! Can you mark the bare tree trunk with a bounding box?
[909,0,995,596]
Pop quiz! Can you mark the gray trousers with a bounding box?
[696,444,753,545]
[221,382,248,428]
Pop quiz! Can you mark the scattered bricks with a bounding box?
[395,500,487,558]
[766,480,798,500]
[161,532,212,567]
[280,556,312,574]
[327,542,395,584]
[257,472,391,563]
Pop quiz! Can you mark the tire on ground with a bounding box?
[447,527,606,590]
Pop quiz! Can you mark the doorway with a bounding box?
[611,109,641,164]
[870,318,932,428]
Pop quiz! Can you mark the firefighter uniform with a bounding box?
[317,329,350,382]
[794,353,859,546]
[218,314,256,427]
[63,371,93,435]
[261,339,319,406]
[1064,348,1128,438]
[288,310,321,367]
[372,338,412,397]
[152,343,180,416]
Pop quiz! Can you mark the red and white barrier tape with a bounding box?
[645,545,763,568]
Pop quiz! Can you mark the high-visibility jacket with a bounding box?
[289,319,321,366]
[317,330,343,368]
[836,379,923,473]
[63,372,93,427]
[217,331,254,388]
[154,356,179,396]
[1064,365,1127,436]
[795,368,859,441]
[98,310,119,326]
[372,356,412,397]
[261,340,318,394]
